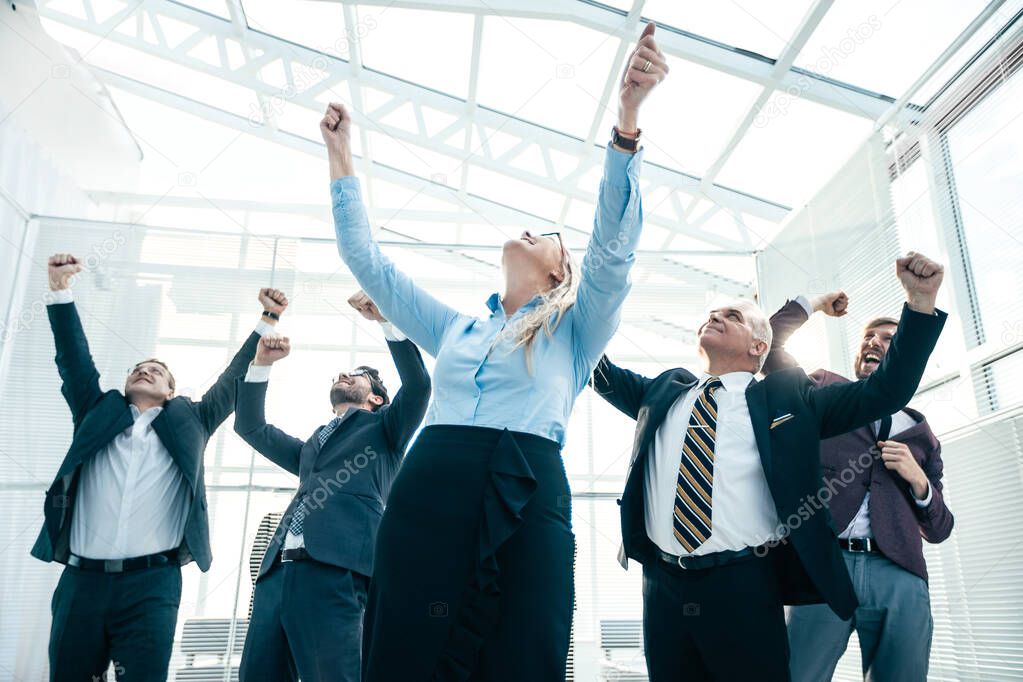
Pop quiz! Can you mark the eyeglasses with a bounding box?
[127,365,165,378]
[540,231,563,249]
[331,368,370,385]
[540,231,567,262]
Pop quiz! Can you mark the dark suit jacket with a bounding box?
[32,301,261,571]
[592,303,946,619]
[763,299,954,581]
[234,338,430,580]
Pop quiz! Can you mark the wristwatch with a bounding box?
[611,126,641,152]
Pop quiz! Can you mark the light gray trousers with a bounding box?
[787,550,933,682]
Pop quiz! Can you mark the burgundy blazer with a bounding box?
[763,300,954,582]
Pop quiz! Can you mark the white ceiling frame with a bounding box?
[36,0,788,251]
[335,0,915,123]
[700,0,834,190]
[89,67,761,295]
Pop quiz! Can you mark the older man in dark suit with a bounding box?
[764,290,954,682]
[37,253,287,681]
[592,252,946,681]
[234,291,430,682]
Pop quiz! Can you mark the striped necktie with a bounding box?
[317,415,343,448]
[287,416,344,537]
[673,377,723,553]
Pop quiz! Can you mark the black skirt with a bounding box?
[363,425,575,681]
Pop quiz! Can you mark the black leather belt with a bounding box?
[840,537,882,554]
[281,547,311,563]
[659,546,757,572]
[68,549,177,573]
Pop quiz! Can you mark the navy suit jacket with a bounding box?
[592,304,946,620]
[33,301,260,571]
[764,299,954,581]
[234,338,430,580]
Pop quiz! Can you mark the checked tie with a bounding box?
[287,416,344,536]
[673,377,723,553]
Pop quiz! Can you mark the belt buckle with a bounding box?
[863,538,872,553]
[104,559,124,573]
[676,555,689,571]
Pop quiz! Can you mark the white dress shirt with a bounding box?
[838,410,931,538]
[645,372,781,556]
[243,319,404,550]
[51,287,273,559]
[70,404,192,559]
[791,295,932,539]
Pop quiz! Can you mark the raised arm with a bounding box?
[572,23,666,371]
[322,104,464,357]
[348,291,431,452]
[809,254,946,439]
[45,254,103,427]
[233,335,305,475]
[197,288,286,435]
[762,291,847,376]
[590,355,654,421]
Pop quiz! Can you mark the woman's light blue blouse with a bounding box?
[332,145,644,446]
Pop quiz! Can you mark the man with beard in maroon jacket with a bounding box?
[764,290,954,682]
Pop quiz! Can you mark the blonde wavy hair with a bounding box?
[495,247,579,372]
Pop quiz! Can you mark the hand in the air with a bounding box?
[48,253,82,291]
[254,335,291,366]
[347,290,387,323]
[810,291,849,317]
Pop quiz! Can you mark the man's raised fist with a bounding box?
[259,288,289,316]
[48,253,82,291]
[254,335,291,366]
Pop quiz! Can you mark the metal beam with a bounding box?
[335,0,910,121]
[36,0,790,242]
[701,0,833,189]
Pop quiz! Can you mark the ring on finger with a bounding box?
[642,60,652,73]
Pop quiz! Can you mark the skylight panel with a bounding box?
[643,0,815,58]
[793,0,990,99]
[357,6,474,99]
[715,92,874,207]
[476,16,618,138]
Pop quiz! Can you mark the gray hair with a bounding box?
[715,298,773,372]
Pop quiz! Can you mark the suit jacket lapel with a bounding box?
[746,379,774,480]
[631,376,693,471]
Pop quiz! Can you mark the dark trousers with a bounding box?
[642,553,789,681]
[48,563,181,682]
[363,426,574,681]
[240,558,369,682]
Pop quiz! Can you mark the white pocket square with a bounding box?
[770,413,795,429]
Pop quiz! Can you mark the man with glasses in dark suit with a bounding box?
[235,290,430,682]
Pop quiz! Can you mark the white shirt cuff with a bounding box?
[913,481,933,507]
[380,321,406,342]
[254,320,275,337]
[46,288,74,305]
[244,363,272,383]
[794,295,813,317]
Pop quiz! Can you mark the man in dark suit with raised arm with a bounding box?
[37,253,287,682]
[591,252,946,681]
[235,290,430,682]
[764,290,953,681]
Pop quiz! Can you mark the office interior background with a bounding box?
[1,0,1022,679]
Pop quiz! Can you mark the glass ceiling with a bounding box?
[31,0,1007,244]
